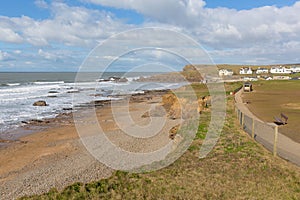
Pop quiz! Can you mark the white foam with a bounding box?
[34,81,65,85]
[7,83,21,86]
[0,78,186,134]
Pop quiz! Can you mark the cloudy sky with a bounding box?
[0,0,300,71]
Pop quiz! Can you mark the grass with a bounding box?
[242,80,300,142]
[20,82,300,200]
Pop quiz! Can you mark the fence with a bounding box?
[235,107,279,156]
[235,105,300,166]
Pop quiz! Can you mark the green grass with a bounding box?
[20,83,300,200]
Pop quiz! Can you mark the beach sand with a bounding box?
[0,90,182,199]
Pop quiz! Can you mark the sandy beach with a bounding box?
[0,89,184,199]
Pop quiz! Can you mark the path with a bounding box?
[235,89,300,167]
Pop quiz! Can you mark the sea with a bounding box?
[0,72,185,137]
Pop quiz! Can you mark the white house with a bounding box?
[290,66,300,73]
[219,69,234,76]
[256,68,269,74]
[239,67,253,75]
[265,77,273,81]
[270,66,292,74]
[273,76,291,80]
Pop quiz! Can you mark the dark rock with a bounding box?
[169,124,180,140]
[33,101,48,106]
[67,90,80,94]
[141,111,150,118]
[48,91,59,94]
[30,119,46,123]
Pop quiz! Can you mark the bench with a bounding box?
[274,113,288,125]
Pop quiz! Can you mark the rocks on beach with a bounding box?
[33,100,48,106]
[97,76,128,83]
[169,124,180,140]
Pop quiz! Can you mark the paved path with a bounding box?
[235,89,300,167]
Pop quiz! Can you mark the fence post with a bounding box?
[273,126,278,157]
[241,113,245,128]
[251,118,255,138]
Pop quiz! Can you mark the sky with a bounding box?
[0,0,300,72]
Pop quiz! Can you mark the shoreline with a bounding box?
[0,89,170,144]
[0,89,176,199]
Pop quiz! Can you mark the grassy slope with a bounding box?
[20,82,300,200]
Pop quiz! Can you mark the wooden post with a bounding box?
[251,118,255,138]
[241,113,245,128]
[273,126,278,157]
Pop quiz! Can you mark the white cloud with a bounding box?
[0,2,133,47]
[34,0,49,9]
[85,0,206,24]
[13,50,22,54]
[0,26,23,43]
[0,50,11,61]
[84,0,300,56]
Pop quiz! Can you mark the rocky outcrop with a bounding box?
[197,96,211,114]
[181,65,203,82]
[33,101,48,106]
[161,92,211,119]
[97,77,128,83]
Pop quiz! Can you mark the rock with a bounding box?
[117,77,128,83]
[141,111,150,118]
[67,90,79,94]
[33,101,48,106]
[169,124,180,140]
[30,119,49,123]
[48,91,59,94]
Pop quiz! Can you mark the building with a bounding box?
[273,76,291,80]
[218,69,234,76]
[239,67,253,75]
[256,67,269,74]
[243,77,258,81]
[265,77,273,81]
[270,66,292,74]
[290,66,300,73]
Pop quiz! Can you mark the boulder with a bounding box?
[33,100,48,106]
[141,111,150,118]
[169,124,180,140]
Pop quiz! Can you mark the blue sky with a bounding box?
[205,0,298,10]
[0,0,300,72]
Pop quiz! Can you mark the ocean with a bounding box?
[0,72,184,137]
